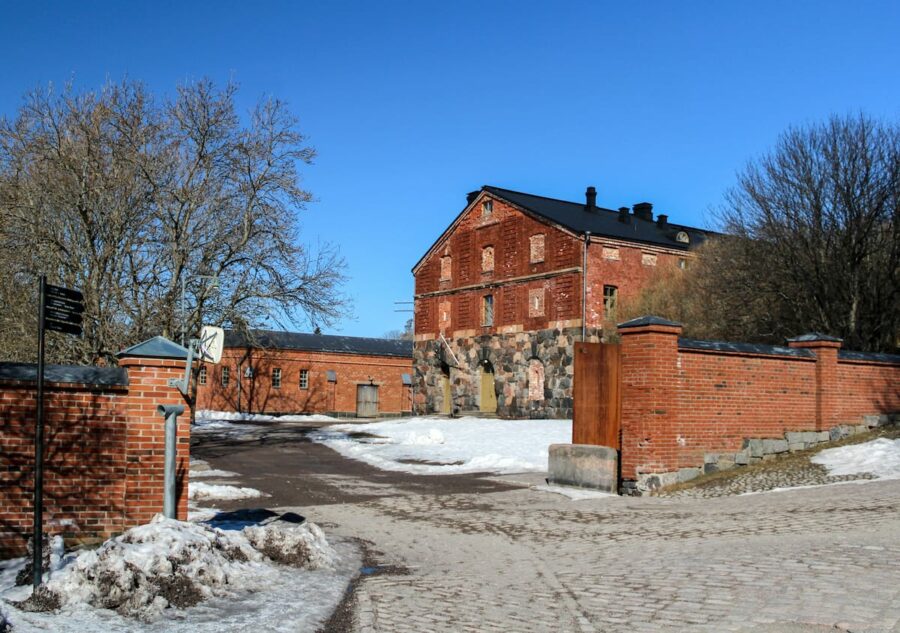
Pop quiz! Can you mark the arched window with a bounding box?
[527,359,545,401]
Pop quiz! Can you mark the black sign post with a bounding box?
[33,277,83,588]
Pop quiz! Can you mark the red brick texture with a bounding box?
[619,323,900,483]
[1,355,190,558]
[195,348,412,417]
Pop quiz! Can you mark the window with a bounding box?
[272,367,282,389]
[642,252,658,267]
[481,199,493,217]
[529,234,545,263]
[481,246,494,273]
[440,255,452,281]
[529,288,545,317]
[221,366,230,387]
[439,300,452,327]
[678,258,687,270]
[603,285,618,317]
[528,359,545,401]
[299,369,309,390]
[482,294,494,326]
[675,231,690,244]
[199,366,207,385]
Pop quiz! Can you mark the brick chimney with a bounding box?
[466,190,480,204]
[584,186,597,211]
[657,214,668,227]
[633,202,653,221]
[618,207,630,224]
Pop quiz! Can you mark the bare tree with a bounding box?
[383,318,414,341]
[621,114,899,353]
[0,79,348,364]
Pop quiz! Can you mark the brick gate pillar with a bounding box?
[617,316,683,492]
[117,337,192,525]
[787,333,843,431]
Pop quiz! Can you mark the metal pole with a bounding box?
[33,275,46,588]
[157,405,184,519]
[582,231,590,342]
[181,275,185,347]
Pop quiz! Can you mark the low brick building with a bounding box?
[413,185,710,418]
[195,330,413,417]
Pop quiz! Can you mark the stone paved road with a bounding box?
[193,421,900,633]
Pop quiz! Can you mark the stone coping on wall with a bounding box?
[838,350,900,364]
[0,362,129,387]
[677,338,816,359]
[624,413,900,495]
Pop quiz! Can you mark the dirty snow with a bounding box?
[195,410,338,425]
[189,481,267,501]
[0,515,358,632]
[811,438,900,480]
[311,416,571,475]
[190,469,239,479]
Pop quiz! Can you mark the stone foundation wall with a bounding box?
[413,327,601,419]
[622,414,899,495]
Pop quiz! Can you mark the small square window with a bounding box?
[529,288,545,317]
[602,246,620,261]
[642,253,658,267]
[272,367,282,389]
[221,366,230,387]
[299,369,309,390]
[482,199,493,217]
[482,295,494,327]
[678,258,687,270]
[199,366,207,386]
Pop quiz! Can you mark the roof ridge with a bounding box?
[240,328,407,344]
[483,185,618,214]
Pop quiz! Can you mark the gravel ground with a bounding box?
[657,426,899,498]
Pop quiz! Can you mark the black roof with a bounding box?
[678,338,815,359]
[482,186,711,250]
[0,362,129,386]
[225,329,413,358]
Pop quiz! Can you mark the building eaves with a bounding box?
[225,329,413,358]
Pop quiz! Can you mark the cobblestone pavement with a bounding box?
[195,423,900,633]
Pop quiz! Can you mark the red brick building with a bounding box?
[195,330,413,417]
[412,185,710,418]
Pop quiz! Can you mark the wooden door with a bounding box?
[479,367,497,413]
[441,374,452,414]
[572,342,621,448]
[356,384,379,417]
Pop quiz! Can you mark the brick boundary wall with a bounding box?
[0,348,190,557]
[618,318,900,494]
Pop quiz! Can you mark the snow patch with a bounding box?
[1,515,349,631]
[195,410,338,425]
[189,469,239,479]
[533,484,619,500]
[188,482,267,502]
[311,416,571,475]
[811,438,900,479]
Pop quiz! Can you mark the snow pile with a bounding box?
[311,416,571,475]
[533,484,619,501]
[14,516,336,622]
[190,468,239,479]
[812,438,900,479]
[195,410,337,425]
[189,482,267,501]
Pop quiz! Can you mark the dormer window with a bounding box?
[676,231,690,244]
[482,199,493,217]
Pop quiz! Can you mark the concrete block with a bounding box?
[704,462,719,475]
[763,439,789,454]
[788,443,805,452]
[677,468,702,483]
[704,453,719,464]
[853,425,867,435]
[762,454,776,461]
[548,444,618,494]
[748,439,765,458]
[785,432,804,445]
[800,431,819,444]
[816,431,830,443]
[830,426,851,441]
[734,450,750,465]
[716,458,736,471]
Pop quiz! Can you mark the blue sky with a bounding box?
[2,1,898,337]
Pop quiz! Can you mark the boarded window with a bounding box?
[440,255,452,281]
[439,300,452,328]
[602,246,620,261]
[199,366,207,385]
[528,359,545,401]
[603,285,618,317]
[482,246,494,273]
[528,288,545,317]
[221,366,230,387]
[529,234,545,263]
[272,368,282,389]
[678,258,687,270]
[482,294,494,326]
[642,252,658,266]
[299,369,309,389]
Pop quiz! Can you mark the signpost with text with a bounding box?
[32,276,84,588]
